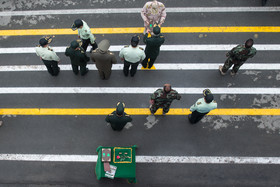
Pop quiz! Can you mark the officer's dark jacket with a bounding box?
[65,47,90,66]
[143,33,165,58]
[105,111,132,131]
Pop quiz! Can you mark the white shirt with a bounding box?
[78,20,95,43]
[35,46,60,61]
[119,45,146,63]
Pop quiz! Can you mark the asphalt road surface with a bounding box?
[0,0,280,186]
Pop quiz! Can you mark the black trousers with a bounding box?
[42,59,60,76]
[71,64,88,76]
[142,56,157,68]
[81,39,98,52]
[123,60,140,77]
[188,111,209,124]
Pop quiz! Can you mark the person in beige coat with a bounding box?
[91,39,117,80]
[141,0,166,34]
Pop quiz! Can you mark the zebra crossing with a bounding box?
[0,0,280,185]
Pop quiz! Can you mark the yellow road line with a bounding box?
[0,108,280,115]
[1,26,280,36]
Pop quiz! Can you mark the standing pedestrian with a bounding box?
[35,36,60,76]
[65,40,90,76]
[105,102,132,131]
[71,19,98,52]
[150,84,181,115]
[119,36,146,77]
[91,39,117,80]
[219,38,257,76]
[141,0,166,34]
[142,26,165,69]
[188,89,217,124]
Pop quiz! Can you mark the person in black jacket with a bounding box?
[65,40,90,76]
[142,26,165,69]
[105,102,132,131]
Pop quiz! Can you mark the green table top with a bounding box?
[95,145,137,183]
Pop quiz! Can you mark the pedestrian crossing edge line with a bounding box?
[0,108,280,115]
[1,7,280,17]
[1,63,280,71]
[1,26,280,36]
[0,154,280,164]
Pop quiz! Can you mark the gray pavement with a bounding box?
[0,0,280,186]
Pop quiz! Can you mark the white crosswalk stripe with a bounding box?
[0,7,279,16]
[0,154,280,164]
[0,87,279,94]
[1,44,279,54]
[0,63,279,71]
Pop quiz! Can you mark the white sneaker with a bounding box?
[230,71,236,76]
[219,65,226,75]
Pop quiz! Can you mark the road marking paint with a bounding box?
[0,154,279,164]
[0,87,279,94]
[0,7,280,16]
[0,44,279,54]
[0,108,279,115]
[1,26,280,36]
[0,63,279,71]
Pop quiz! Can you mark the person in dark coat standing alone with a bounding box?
[105,102,132,131]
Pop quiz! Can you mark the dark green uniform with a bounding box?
[65,44,90,76]
[150,89,181,114]
[221,45,257,74]
[142,33,165,68]
[105,102,132,131]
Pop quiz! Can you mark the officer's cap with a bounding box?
[98,39,110,52]
[203,89,214,103]
[70,40,79,49]
[116,102,125,115]
[153,26,161,35]
[71,19,83,29]
[131,35,140,47]
[39,36,54,46]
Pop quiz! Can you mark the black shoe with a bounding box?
[188,114,195,124]
[141,63,147,68]
[262,0,267,6]
[81,68,89,76]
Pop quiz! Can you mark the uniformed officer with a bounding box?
[35,36,60,76]
[119,36,146,77]
[105,102,132,131]
[71,19,98,52]
[219,38,257,76]
[65,40,90,76]
[150,84,181,115]
[188,89,217,124]
[142,26,165,69]
[91,39,117,80]
[141,0,166,34]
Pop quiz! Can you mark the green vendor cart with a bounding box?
[95,145,137,183]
